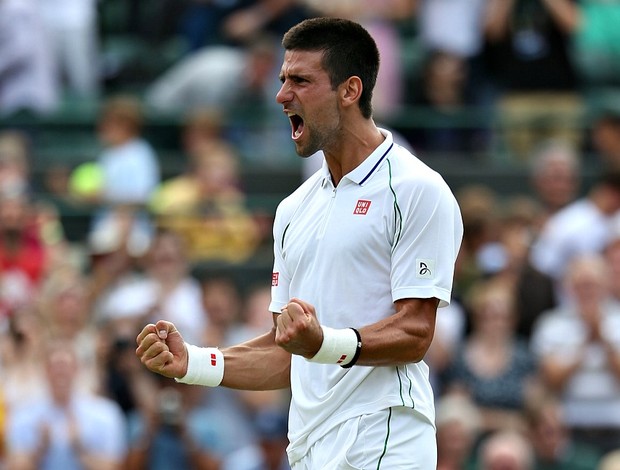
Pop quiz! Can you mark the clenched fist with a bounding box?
[275,298,324,359]
[135,320,188,379]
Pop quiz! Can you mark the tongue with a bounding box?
[293,120,304,139]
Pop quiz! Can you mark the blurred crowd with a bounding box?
[2,0,620,469]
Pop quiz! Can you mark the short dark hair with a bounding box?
[282,17,379,119]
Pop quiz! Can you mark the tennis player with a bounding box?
[137,17,463,469]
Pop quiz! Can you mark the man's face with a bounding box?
[276,49,342,157]
[533,158,578,210]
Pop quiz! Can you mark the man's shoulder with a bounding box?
[386,145,448,187]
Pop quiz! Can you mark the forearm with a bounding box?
[220,328,291,390]
[540,358,581,392]
[277,297,438,368]
[484,0,516,41]
[541,0,581,34]
[75,454,120,470]
[355,298,438,367]
[5,454,37,470]
[356,322,428,367]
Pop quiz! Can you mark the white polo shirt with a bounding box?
[269,129,463,464]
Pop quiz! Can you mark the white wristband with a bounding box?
[175,344,224,387]
[307,326,359,366]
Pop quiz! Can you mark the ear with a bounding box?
[339,76,363,109]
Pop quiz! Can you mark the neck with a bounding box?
[472,331,510,348]
[324,121,384,185]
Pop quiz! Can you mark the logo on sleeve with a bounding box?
[353,199,371,215]
[416,259,435,279]
[272,272,279,286]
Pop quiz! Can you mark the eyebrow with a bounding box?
[279,71,309,83]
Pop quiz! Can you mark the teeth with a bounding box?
[287,112,296,117]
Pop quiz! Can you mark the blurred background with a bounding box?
[1,0,620,469]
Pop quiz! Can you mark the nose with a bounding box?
[275,82,290,105]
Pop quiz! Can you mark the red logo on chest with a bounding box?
[272,272,279,286]
[353,199,371,215]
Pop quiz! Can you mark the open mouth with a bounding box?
[288,113,304,141]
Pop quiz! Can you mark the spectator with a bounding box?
[87,209,148,321]
[226,283,292,434]
[125,376,222,470]
[302,0,415,119]
[425,297,467,396]
[547,0,620,89]
[96,228,208,346]
[443,278,537,436]
[198,275,261,452]
[180,107,229,163]
[530,254,620,454]
[97,320,156,418]
[482,0,583,161]
[225,34,295,167]
[528,139,581,228]
[417,0,486,63]
[0,132,72,273]
[452,184,501,296]
[93,95,160,210]
[151,143,263,264]
[5,341,127,470]
[524,390,601,469]
[177,0,316,52]
[605,219,620,304]
[483,196,557,338]
[145,45,248,113]
[529,172,620,298]
[589,94,620,172]
[35,0,100,98]
[0,131,31,197]
[223,408,291,470]
[478,430,535,470]
[37,268,102,394]
[0,0,59,116]
[80,95,160,271]
[456,192,551,339]
[146,34,293,167]
[0,306,48,409]
[407,49,489,157]
[0,191,48,318]
[435,394,482,470]
[228,283,276,345]
[201,275,244,347]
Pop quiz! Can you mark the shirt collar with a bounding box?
[320,128,394,187]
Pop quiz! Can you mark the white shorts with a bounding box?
[290,406,437,470]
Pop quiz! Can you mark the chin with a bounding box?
[295,141,320,158]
